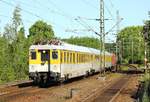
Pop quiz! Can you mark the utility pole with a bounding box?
[116,10,120,64]
[100,0,105,75]
[116,10,120,35]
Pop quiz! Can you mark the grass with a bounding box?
[120,66,129,71]
[141,73,150,102]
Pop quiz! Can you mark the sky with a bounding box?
[0,0,150,42]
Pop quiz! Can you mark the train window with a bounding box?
[73,53,75,63]
[67,52,70,63]
[81,54,82,63]
[61,51,63,63]
[52,51,58,59]
[79,54,80,63]
[77,53,79,63]
[76,53,78,63]
[31,51,36,60]
[91,55,93,61]
[41,51,49,61]
[80,54,81,62]
[70,53,72,63]
[64,52,66,63]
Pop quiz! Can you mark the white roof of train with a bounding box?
[30,42,112,55]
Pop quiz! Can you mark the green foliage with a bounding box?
[63,36,100,49]
[11,27,28,80]
[0,6,25,82]
[3,5,22,43]
[143,20,150,45]
[12,6,22,32]
[28,20,54,44]
[142,74,150,102]
[105,43,116,53]
[117,26,144,64]
[3,24,16,43]
[0,6,55,83]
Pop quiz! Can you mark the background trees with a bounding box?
[143,20,150,45]
[63,36,100,49]
[117,26,144,64]
[0,6,56,83]
[28,20,55,44]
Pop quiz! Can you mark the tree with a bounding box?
[28,20,55,43]
[0,5,27,82]
[63,36,100,49]
[12,6,22,35]
[143,20,150,45]
[3,24,16,43]
[12,27,27,79]
[3,5,22,43]
[0,36,15,82]
[117,26,144,64]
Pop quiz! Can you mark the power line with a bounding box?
[0,0,43,19]
[44,0,99,36]
[46,0,74,19]
[75,17,100,36]
[0,0,68,30]
[108,0,114,8]
[35,0,84,33]
[0,14,33,23]
[104,3,115,21]
[34,0,70,19]
[81,0,98,10]
[81,0,115,21]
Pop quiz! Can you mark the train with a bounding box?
[29,40,117,85]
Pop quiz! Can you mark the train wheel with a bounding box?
[39,77,47,87]
[84,71,89,78]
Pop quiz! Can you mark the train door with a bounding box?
[50,50,61,75]
[39,50,50,72]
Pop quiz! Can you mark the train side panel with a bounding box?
[60,51,94,79]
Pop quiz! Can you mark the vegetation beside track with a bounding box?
[138,73,150,102]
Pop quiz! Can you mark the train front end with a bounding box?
[29,45,61,85]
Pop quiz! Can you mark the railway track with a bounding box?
[93,75,132,102]
[82,74,137,102]
[0,66,141,102]
[0,73,102,102]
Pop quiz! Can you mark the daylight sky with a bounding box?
[0,0,150,42]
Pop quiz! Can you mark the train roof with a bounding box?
[30,42,112,55]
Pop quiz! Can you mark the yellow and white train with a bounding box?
[29,40,117,85]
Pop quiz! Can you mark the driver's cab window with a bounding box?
[52,51,58,59]
[41,50,49,61]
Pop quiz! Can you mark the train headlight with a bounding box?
[43,50,46,53]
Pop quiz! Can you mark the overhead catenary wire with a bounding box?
[34,0,71,19]
[81,0,115,22]
[0,0,68,30]
[108,0,114,8]
[0,0,43,19]
[0,14,33,24]
[35,0,84,33]
[0,0,119,39]
[34,0,106,37]
[43,0,98,36]
[75,17,100,36]
[104,3,115,21]
[45,0,75,20]
[80,0,98,10]
[5,0,86,34]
